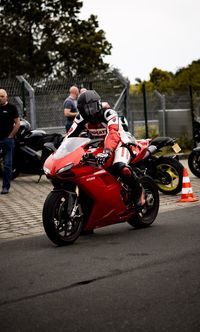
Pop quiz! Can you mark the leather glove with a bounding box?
[96,149,112,166]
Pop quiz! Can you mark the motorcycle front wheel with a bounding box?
[42,190,83,246]
[128,175,159,228]
[188,150,200,178]
[154,157,183,195]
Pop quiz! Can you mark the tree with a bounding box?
[174,60,200,89]
[0,0,112,79]
[150,67,174,89]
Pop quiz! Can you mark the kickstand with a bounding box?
[37,173,43,183]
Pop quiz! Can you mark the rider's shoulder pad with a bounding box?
[104,108,118,121]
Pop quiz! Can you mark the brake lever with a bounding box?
[81,153,98,167]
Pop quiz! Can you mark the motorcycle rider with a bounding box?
[65,89,145,210]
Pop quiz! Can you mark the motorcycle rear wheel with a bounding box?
[43,190,83,246]
[128,175,159,228]
[154,157,183,195]
[188,150,200,178]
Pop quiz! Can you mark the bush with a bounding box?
[133,123,159,139]
[177,134,193,152]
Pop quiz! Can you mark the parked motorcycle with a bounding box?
[188,119,200,178]
[0,119,63,180]
[188,148,200,178]
[134,136,183,195]
[42,137,159,246]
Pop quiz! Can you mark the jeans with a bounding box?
[0,138,14,190]
[65,120,73,133]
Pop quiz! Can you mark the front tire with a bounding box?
[128,175,159,228]
[43,190,83,246]
[188,150,200,178]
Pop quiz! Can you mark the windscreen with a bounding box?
[53,137,91,160]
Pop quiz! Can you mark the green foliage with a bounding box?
[177,134,193,152]
[150,67,174,89]
[0,0,112,79]
[174,60,200,90]
[133,124,159,139]
[130,60,200,93]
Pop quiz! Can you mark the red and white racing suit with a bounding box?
[65,107,144,206]
[65,108,134,166]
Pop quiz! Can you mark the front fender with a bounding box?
[192,146,200,152]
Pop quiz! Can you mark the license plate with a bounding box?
[172,143,181,153]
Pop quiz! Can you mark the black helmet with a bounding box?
[77,90,102,123]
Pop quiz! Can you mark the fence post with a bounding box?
[142,82,148,138]
[16,75,36,129]
[21,81,27,118]
[154,90,166,136]
[189,85,196,147]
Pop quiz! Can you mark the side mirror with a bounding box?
[43,142,57,152]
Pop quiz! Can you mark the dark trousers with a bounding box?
[0,138,14,190]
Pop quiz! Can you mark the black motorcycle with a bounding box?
[188,119,200,178]
[0,119,63,181]
[134,136,184,195]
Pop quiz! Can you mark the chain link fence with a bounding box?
[129,88,200,143]
[0,70,128,133]
[1,74,200,143]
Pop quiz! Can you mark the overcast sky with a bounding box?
[79,0,200,83]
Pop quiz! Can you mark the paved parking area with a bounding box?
[0,159,200,240]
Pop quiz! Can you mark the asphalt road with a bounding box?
[0,205,200,332]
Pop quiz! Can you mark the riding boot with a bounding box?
[112,162,145,210]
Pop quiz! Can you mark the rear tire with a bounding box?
[128,176,159,228]
[188,150,200,178]
[154,157,183,195]
[43,190,83,246]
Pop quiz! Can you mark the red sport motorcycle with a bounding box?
[42,137,159,246]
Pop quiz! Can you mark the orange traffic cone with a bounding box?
[178,167,198,203]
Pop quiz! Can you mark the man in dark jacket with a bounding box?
[0,89,20,194]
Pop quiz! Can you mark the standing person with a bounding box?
[0,89,20,194]
[63,86,79,132]
[65,90,145,210]
[80,87,87,94]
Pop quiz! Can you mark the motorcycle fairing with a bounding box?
[77,168,129,229]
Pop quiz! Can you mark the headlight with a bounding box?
[56,163,74,174]
[43,166,51,174]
